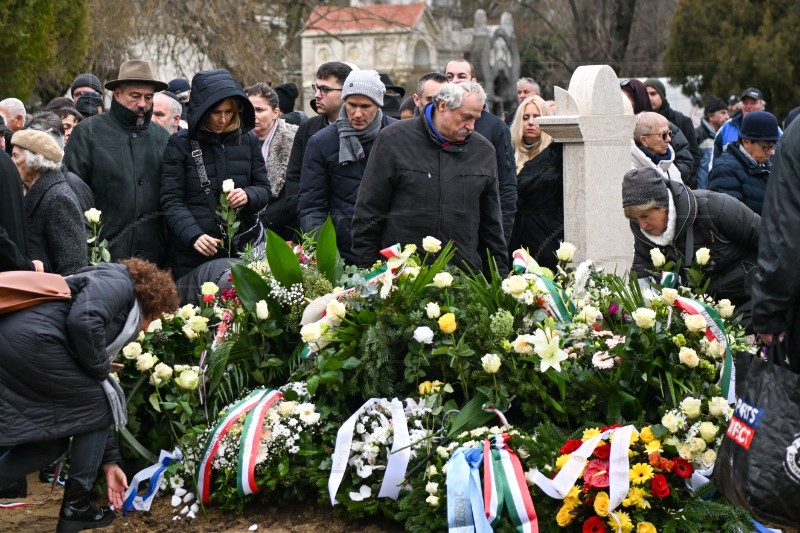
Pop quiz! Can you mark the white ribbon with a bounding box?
[378,398,411,499]
[122,448,182,513]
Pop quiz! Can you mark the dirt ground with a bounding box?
[0,474,404,533]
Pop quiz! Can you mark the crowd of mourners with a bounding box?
[1,56,800,531]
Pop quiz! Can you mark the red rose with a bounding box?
[672,457,694,479]
[202,294,215,303]
[583,459,610,488]
[561,439,583,455]
[583,516,607,533]
[650,473,670,498]
[601,423,621,432]
[593,444,610,459]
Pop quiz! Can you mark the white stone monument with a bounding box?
[536,65,636,274]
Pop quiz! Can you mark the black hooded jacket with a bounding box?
[161,69,269,279]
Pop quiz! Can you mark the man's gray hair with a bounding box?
[517,77,540,93]
[0,98,26,121]
[434,82,487,111]
[165,95,182,117]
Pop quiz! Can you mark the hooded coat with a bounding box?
[630,179,760,307]
[161,69,270,279]
[0,263,137,447]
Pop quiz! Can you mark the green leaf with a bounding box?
[315,218,341,284]
[319,370,341,384]
[231,263,270,313]
[306,375,320,394]
[341,357,361,370]
[148,392,161,413]
[262,357,284,367]
[446,393,493,439]
[266,229,303,286]
[119,427,158,464]
[323,357,343,371]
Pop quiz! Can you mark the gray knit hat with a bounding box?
[341,70,385,106]
[622,168,669,209]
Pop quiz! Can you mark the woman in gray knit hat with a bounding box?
[623,167,760,322]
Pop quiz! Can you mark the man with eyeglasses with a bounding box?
[283,62,353,235]
[707,111,779,215]
[630,112,683,183]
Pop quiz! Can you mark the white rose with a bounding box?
[661,287,678,305]
[175,369,200,391]
[577,304,600,325]
[136,352,157,372]
[182,324,197,340]
[716,299,735,319]
[425,495,440,507]
[501,275,528,297]
[433,272,453,288]
[84,208,102,225]
[511,334,534,355]
[154,363,173,380]
[122,342,142,360]
[678,443,694,461]
[555,242,576,262]
[631,307,657,329]
[661,412,680,433]
[684,314,707,333]
[681,397,703,419]
[178,304,196,321]
[222,179,235,194]
[256,300,269,320]
[650,248,666,267]
[200,282,219,296]
[705,339,726,358]
[137,330,145,342]
[699,421,718,443]
[425,482,439,494]
[422,236,442,253]
[187,315,209,333]
[326,300,346,321]
[425,302,441,319]
[708,396,728,417]
[695,247,711,266]
[689,437,707,454]
[300,322,322,344]
[678,347,700,368]
[146,319,162,333]
[278,401,297,417]
[481,353,502,374]
[413,326,434,345]
[700,449,717,468]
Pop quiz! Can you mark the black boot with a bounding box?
[39,464,56,483]
[56,479,115,533]
[0,477,27,498]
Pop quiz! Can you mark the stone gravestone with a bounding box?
[536,65,636,274]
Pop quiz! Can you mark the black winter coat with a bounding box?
[351,112,509,276]
[669,123,697,188]
[0,150,33,271]
[474,109,517,243]
[631,179,760,306]
[0,263,137,446]
[297,115,395,263]
[282,115,330,235]
[751,120,800,350]
[161,69,270,279]
[508,144,563,270]
[657,102,701,183]
[707,143,770,215]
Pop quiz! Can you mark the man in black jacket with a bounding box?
[352,82,508,276]
[444,59,517,244]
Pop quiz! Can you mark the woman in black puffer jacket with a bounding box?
[161,69,270,279]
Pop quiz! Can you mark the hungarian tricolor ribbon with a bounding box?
[511,249,573,321]
[237,389,284,497]
[447,446,491,532]
[0,463,64,509]
[483,434,539,532]
[122,448,182,515]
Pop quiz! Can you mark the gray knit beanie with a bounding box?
[341,70,385,106]
[70,73,102,98]
[622,168,669,209]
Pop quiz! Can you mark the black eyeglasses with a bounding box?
[312,84,342,96]
[645,130,672,141]
[755,141,776,153]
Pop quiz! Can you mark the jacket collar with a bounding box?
[109,98,153,130]
[728,142,771,174]
[421,103,469,151]
[25,167,66,213]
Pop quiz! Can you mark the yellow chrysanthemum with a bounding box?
[629,463,654,485]
[564,486,581,507]
[609,428,639,445]
[637,521,658,533]
[582,427,601,441]
[594,491,610,517]
[555,454,571,469]
[556,503,576,526]
[644,440,663,454]
[639,426,655,443]
[622,487,650,510]
[609,511,634,533]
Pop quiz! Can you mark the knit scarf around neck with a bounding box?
[336,105,383,164]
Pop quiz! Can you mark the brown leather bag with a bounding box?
[0,271,72,314]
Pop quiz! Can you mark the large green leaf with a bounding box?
[266,229,303,287]
[315,218,341,284]
[231,263,269,312]
[446,392,495,439]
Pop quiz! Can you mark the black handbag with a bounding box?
[190,140,266,258]
[714,345,800,528]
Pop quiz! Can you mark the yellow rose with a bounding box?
[594,491,610,516]
[639,426,655,443]
[637,521,657,533]
[556,503,576,526]
[438,313,456,334]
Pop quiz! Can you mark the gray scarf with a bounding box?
[101,299,142,430]
[336,105,383,164]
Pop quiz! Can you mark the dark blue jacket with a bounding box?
[708,143,770,215]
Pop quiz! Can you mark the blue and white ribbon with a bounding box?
[122,448,182,515]
[446,446,492,533]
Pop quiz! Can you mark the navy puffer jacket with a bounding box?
[707,142,770,215]
[0,263,137,446]
[161,69,269,278]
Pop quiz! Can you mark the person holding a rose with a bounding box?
[161,69,269,280]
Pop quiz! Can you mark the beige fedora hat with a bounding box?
[105,60,168,92]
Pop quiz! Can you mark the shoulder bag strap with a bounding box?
[190,140,217,214]
[684,225,694,266]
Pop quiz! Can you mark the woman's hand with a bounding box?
[194,234,221,257]
[102,462,128,509]
[227,188,249,208]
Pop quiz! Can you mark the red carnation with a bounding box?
[583,459,610,488]
[561,439,583,455]
[672,457,694,479]
[650,473,670,498]
[593,444,610,459]
[583,516,607,533]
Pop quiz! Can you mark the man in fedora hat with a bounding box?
[64,59,171,264]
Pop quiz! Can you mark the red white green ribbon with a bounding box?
[481,404,509,430]
[236,389,284,497]
[674,296,734,402]
[511,250,573,321]
[197,388,267,504]
[0,463,63,509]
[483,434,539,532]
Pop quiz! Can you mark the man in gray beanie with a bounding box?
[297,69,395,263]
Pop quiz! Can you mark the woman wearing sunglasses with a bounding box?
[630,111,683,183]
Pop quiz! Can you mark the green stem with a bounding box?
[452,333,469,401]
